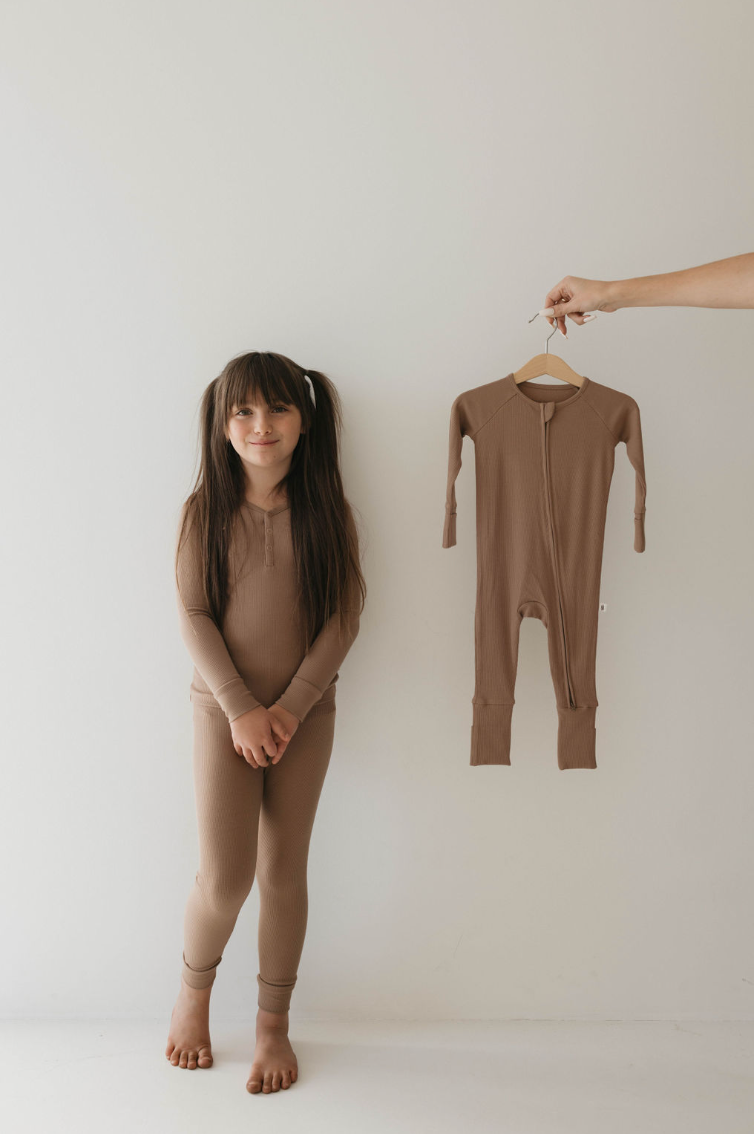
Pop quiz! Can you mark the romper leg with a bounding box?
[470,594,522,766]
[544,592,599,771]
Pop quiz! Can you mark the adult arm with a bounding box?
[542,252,754,334]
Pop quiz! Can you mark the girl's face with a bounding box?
[226,394,304,471]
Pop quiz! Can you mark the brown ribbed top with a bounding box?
[443,372,646,553]
[176,500,361,723]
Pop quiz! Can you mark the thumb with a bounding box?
[541,300,576,319]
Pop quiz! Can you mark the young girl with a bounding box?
[165,351,364,1094]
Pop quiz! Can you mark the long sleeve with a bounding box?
[175,505,263,722]
[273,605,361,722]
[443,393,468,548]
[273,510,362,723]
[621,397,647,553]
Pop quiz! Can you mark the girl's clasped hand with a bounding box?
[230,705,300,769]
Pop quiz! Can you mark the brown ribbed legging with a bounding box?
[180,697,336,1013]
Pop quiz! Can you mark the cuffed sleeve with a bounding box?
[443,393,468,548]
[274,604,360,722]
[621,398,647,553]
[175,504,263,722]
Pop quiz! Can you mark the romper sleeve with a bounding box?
[175,504,264,722]
[620,397,647,553]
[272,508,362,724]
[442,392,470,548]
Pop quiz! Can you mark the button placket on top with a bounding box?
[264,511,274,567]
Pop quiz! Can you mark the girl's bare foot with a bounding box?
[165,976,213,1069]
[246,1007,298,1093]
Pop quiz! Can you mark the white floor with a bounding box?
[4,1019,753,1133]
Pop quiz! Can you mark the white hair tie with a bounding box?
[302,372,316,407]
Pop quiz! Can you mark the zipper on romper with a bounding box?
[542,405,577,710]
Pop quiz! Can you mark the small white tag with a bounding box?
[599,602,607,611]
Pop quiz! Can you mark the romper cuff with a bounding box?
[634,511,646,553]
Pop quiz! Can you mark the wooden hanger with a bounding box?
[513,313,584,387]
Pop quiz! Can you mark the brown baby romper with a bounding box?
[443,372,646,770]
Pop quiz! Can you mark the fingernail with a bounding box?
[583,314,597,322]
[540,307,555,316]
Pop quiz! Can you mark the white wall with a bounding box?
[2,0,753,1022]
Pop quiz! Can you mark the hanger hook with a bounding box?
[529,310,559,354]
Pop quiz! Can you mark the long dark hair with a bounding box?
[175,351,365,646]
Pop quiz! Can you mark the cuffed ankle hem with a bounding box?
[557,705,597,769]
[471,702,514,765]
[257,973,296,1014]
[181,950,222,989]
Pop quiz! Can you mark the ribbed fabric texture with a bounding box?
[181,696,337,1012]
[176,499,360,1011]
[443,372,647,769]
[176,500,361,723]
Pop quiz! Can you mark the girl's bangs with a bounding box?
[225,354,299,414]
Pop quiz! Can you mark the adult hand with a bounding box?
[229,705,293,769]
[541,276,619,336]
